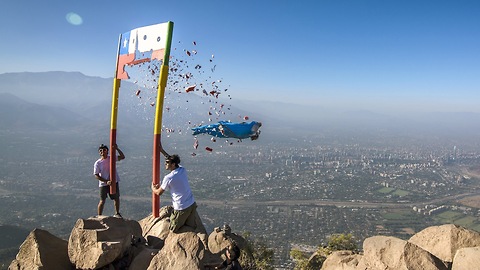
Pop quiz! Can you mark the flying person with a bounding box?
[191,121,262,140]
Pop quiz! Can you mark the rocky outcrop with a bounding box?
[321,250,361,270]
[11,212,480,270]
[207,225,255,267]
[321,224,480,270]
[9,228,73,270]
[9,206,246,270]
[138,206,173,243]
[208,225,248,253]
[68,215,142,269]
[147,231,206,270]
[451,246,480,270]
[408,224,480,263]
[356,236,447,270]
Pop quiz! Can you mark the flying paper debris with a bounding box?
[185,85,196,93]
[193,138,199,149]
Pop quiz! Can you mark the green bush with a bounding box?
[241,231,275,270]
[291,233,358,270]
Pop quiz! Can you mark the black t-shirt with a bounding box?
[221,259,242,270]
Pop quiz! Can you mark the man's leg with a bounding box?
[169,203,195,232]
[112,183,120,215]
[114,197,120,214]
[184,203,207,234]
[193,210,207,234]
[185,202,198,228]
[98,186,108,215]
[98,199,105,215]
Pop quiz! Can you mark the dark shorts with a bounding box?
[100,183,120,200]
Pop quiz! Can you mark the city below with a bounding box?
[1,131,480,268]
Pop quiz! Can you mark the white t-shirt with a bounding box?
[93,156,120,187]
[160,166,195,210]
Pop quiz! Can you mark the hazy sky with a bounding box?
[1,0,479,113]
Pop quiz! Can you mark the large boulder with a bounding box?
[138,207,172,242]
[128,246,159,270]
[8,228,73,270]
[357,235,447,270]
[207,225,255,268]
[408,224,480,263]
[208,225,247,254]
[139,209,221,270]
[139,206,209,250]
[68,216,142,269]
[452,247,480,270]
[147,230,207,270]
[321,250,361,270]
[307,251,327,270]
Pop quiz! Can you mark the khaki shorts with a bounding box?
[169,202,197,232]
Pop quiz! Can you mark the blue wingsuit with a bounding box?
[192,121,261,139]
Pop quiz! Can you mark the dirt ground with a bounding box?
[455,165,480,208]
[460,164,480,178]
[458,195,480,209]
[400,227,416,235]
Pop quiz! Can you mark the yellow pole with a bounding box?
[109,34,122,194]
[109,78,121,194]
[152,21,174,217]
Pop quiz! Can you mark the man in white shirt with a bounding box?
[152,154,208,248]
[94,144,125,217]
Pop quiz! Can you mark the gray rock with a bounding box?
[409,224,480,263]
[358,235,447,270]
[452,246,480,270]
[147,230,206,270]
[321,250,361,270]
[67,216,142,269]
[128,246,159,270]
[9,228,73,270]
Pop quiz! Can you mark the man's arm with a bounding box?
[151,182,165,196]
[114,144,125,161]
[160,146,169,158]
[94,173,111,185]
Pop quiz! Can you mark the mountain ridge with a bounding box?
[1,71,480,139]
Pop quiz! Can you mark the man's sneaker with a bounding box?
[113,213,123,218]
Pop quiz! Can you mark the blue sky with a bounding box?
[1,0,479,113]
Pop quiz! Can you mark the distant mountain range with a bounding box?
[0,92,88,131]
[1,71,479,140]
[0,71,111,116]
[0,71,250,133]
